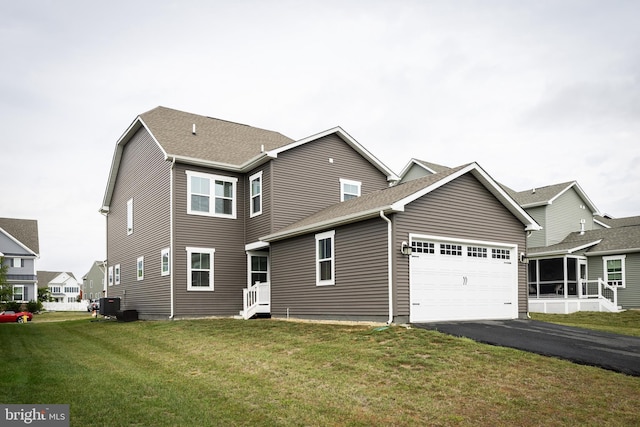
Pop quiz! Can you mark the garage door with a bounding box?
[409,237,518,322]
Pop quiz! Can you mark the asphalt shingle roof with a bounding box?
[139,106,294,166]
[0,217,39,255]
[595,215,640,228]
[506,181,575,207]
[529,224,640,255]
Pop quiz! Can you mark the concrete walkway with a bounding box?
[415,319,640,376]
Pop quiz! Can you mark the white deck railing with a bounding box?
[581,278,618,311]
[242,281,270,320]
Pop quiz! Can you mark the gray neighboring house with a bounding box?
[0,217,39,303]
[82,261,106,301]
[100,107,538,322]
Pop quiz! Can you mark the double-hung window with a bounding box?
[13,285,24,301]
[340,179,361,201]
[316,230,335,286]
[137,257,144,281]
[115,264,121,285]
[187,171,237,218]
[108,266,114,286]
[187,247,215,291]
[249,171,262,217]
[604,255,625,287]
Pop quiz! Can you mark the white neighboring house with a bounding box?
[38,271,84,311]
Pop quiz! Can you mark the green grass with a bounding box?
[1,314,639,426]
[530,310,640,336]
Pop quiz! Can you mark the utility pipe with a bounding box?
[379,211,393,325]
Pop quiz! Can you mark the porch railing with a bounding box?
[242,281,270,320]
[581,278,619,311]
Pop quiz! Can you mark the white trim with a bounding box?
[410,233,515,249]
[603,255,626,288]
[186,247,215,291]
[0,227,38,257]
[398,158,439,179]
[315,230,335,286]
[245,241,270,251]
[249,171,263,218]
[108,266,114,286]
[186,170,238,219]
[340,178,361,201]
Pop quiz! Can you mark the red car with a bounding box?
[0,311,33,323]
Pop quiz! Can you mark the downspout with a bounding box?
[169,157,176,319]
[100,210,108,297]
[379,211,393,324]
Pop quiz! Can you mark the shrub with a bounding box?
[26,300,43,313]
[5,301,20,312]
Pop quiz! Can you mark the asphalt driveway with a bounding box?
[415,319,640,376]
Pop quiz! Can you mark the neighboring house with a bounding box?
[37,271,80,303]
[398,159,451,183]
[100,107,538,322]
[82,261,106,301]
[0,217,39,303]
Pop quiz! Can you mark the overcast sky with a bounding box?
[1,0,639,281]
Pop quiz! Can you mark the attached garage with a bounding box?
[409,235,519,322]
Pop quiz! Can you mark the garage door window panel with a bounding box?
[440,244,462,256]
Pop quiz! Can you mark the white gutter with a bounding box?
[379,211,393,325]
[169,157,176,320]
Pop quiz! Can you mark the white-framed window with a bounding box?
[161,248,170,276]
[67,297,76,303]
[186,171,237,218]
[51,286,61,294]
[249,171,263,217]
[127,198,134,235]
[187,247,215,291]
[340,178,361,202]
[115,264,121,285]
[64,286,79,293]
[12,258,23,268]
[316,230,335,286]
[13,285,24,301]
[248,253,269,285]
[137,257,144,281]
[603,255,625,287]
[108,266,114,286]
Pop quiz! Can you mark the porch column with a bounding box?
[563,257,568,298]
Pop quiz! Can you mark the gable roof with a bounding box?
[262,162,540,242]
[507,181,600,213]
[37,271,77,288]
[102,107,398,210]
[529,224,640,257]
[0,217,39,256]
[399,158,451,178]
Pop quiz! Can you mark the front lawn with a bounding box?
[1,317,638,426]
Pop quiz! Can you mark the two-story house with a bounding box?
[82,261,106,301]
[0,217,39,304]
[101,107,538,323]
[37,271,80,303]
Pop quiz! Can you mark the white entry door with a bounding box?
[409,237,518,322]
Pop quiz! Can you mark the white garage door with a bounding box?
[409,237,518,322]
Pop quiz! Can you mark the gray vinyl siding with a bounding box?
[525,206,546,248]
[172,163,246,317]
[394,173,529,317]
[106,128,172,316]
[588,252,640,309]
[271,134,389,232]
[270,218,389,320]
[245,164,272,244]
[546,189,594,246]
[399,164,433,183]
